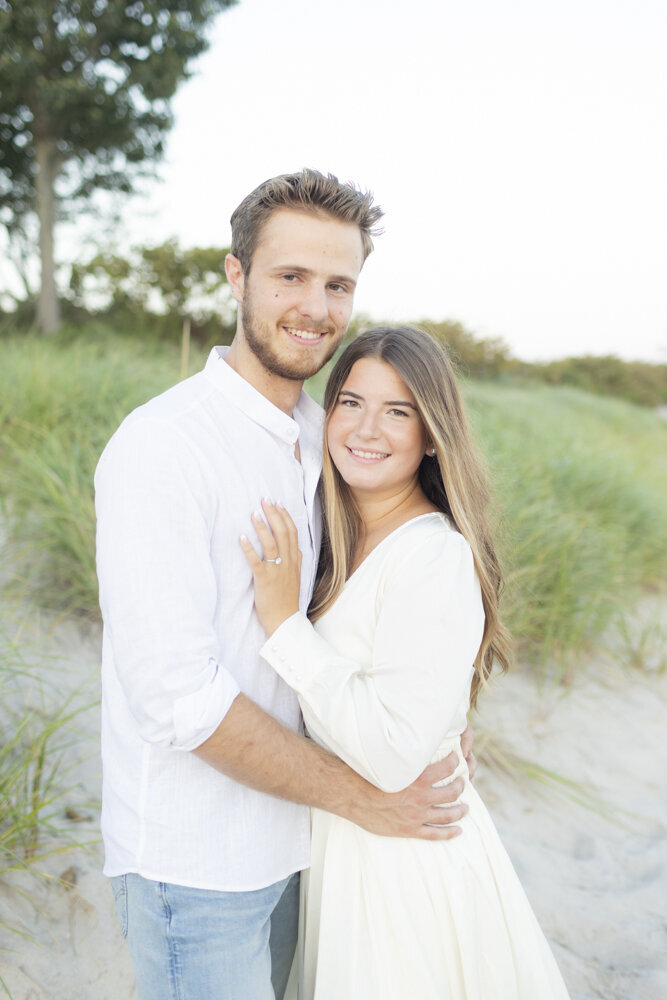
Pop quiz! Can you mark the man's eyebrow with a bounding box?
[272,264,312,275]
[338,390,417,409]
[272,265,357,287]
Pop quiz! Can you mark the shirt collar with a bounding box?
[203,347,323,448]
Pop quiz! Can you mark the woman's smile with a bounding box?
[346,446,391,463]
[327,357,428,497]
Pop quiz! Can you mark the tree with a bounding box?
[0,0,236,333]
[69,238,233,328]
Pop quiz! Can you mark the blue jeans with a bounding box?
[111,871,299,1000]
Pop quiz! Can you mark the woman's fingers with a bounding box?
[251,508,280,559]
[239,533,262,569]
[242,500,302,636]
[260,498,298,559]
[246,499,301,567]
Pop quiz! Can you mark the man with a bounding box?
[96,169,473,1000]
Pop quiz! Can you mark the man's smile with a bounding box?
[283,325,327,343]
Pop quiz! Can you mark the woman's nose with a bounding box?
[355,409,381,438]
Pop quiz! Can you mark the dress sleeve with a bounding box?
[260,526,484,792]
[95,418,240,751]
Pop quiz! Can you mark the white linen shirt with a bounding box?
[95,347,322,891]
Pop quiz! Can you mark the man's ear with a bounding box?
[225,253,245,305]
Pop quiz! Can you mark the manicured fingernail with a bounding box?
[239,534,248,542]
[252,510,262,519]
[263,496,274,505]
[276,500,284,509]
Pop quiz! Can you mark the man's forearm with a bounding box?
[193,692,360,811]
[193,693,468,840]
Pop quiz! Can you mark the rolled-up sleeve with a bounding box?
[95,417,240,750]
[260,529,484,792]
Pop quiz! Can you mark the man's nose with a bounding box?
[296,283,328,323]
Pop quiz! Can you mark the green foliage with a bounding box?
[418,319,512,378]
[463,382,667,663]
[69,238,234,331]
[0,0,237,331]
[0,629,89,882]
[1,327,665,668]
[0,325,208,612]
[0,0,237,223]
[350,317,512,379]
[518,354,667,408]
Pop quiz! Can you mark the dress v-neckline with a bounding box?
[344,511,445,588]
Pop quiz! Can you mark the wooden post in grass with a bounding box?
[180,317,191,381]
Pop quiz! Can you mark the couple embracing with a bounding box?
[95,169,570,999]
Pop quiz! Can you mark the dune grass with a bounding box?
[0,328,208,614]
[1,644,79,865]
[463,381,667,666]
[1,328,665,659]
[0,627,93,938]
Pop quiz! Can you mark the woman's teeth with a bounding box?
[349,448,389,460]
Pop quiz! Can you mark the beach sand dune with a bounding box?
[1,602,665,1000]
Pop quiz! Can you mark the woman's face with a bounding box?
[326,357,429,499]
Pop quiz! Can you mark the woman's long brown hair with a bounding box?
[309,325,511,707]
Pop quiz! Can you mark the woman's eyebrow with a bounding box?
[339,390,417,409]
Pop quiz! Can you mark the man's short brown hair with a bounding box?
[230,168,384,273]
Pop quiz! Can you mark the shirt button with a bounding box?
[271,644,279,653]
[279,654,287,662]
[295,674,303,682]
[287,664,295,672]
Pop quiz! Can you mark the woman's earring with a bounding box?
[428,446,436,457]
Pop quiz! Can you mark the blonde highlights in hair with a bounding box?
[309,325,511,706]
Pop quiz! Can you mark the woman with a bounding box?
[241,326,570,999]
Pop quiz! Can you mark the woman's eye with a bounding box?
[339,398,358,408]
[389,408,409,417]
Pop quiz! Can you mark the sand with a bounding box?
[1,598,665,1000]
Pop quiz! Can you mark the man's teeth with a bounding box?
[285,326,323,340]
[350,448,389,460]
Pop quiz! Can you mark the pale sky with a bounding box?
[17,0,667,362]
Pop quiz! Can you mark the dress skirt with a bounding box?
[295,745,570,1000]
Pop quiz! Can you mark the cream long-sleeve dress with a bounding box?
[262,513,570,1000]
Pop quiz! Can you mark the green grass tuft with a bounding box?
[1,327,665,663]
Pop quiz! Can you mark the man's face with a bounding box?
[231,209,365,382]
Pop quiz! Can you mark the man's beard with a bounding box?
[241,289,341,382]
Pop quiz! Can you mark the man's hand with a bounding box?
[343,752,467,841]
[195,697,476,842]
[461,720,477,781]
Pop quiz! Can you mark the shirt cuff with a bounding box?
[260,612,339,690]
[172,659,241,751]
